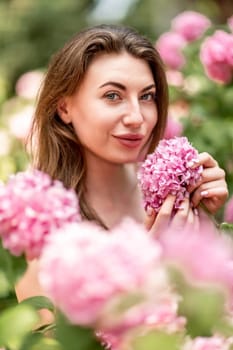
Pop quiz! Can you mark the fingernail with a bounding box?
[201,190,209,197]
[146,206,154,216]
[193,208,199,216]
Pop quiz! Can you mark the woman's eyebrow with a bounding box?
[141,84,156,92]
[99,82,156,92]
[99,81,126,90]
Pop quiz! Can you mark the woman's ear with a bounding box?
[57,98,71,124]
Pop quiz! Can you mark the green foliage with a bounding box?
[0,303,39,349]
[0,0,96,96]
[169,267,228,337]
[133,330,184,350]
[0,241,27,293]
[55,312,103,350]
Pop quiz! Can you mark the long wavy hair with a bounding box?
[28,24,168,227]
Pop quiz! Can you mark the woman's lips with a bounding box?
[113,134,144,148]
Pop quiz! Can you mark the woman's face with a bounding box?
[60,52,158,164]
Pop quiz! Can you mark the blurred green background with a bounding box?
[0,0,232,219]
[0,0,232,94]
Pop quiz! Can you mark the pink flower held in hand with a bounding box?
[138,136,203,213]
[39,218,164,327]
[0,170,80,259]
[171,11,211,42]
[156,32,187,70]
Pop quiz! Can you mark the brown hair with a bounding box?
[28,24,168,227]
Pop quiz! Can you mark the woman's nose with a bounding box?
[122,102,143,127]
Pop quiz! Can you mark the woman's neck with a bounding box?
[85,157,144,228]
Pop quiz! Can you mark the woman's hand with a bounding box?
[145,195,199,238]
[188,152,228,214]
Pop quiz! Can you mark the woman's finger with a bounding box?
[191,180,228,209]
[188,167,226,193]
[144,206,156,231]
[149,195,176,237]
[171,197,193,230]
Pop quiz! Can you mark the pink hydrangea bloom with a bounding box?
[159,223,233,292]
[228,16,233,32]
[100,294,185,350]
[39,218,166,327]
[183,335,233,350]
[0,170,80,259]
[8,105,34,141]
[166,69,184,87]
[224,196,233,223]
[138,136,203,213]
[156,32,187,70]
[15,70,44,99]
[200,30,233,84]
[171,11,211,42]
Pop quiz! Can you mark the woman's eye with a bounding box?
[105,92,120,101]
[140,92,156,101]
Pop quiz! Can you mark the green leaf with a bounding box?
[0,240,27,288]
[133,330,184,350]
[0,303,39,348]
[20,332,62,350]
[220,222,233,235]
[0,269,11,297]
[55,312,104,350]
[20,295,55,313]
[169,267,226,337]
[179,284,225,337]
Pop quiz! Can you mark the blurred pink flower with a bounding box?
[183,335,233,350]
[0,170,80,259]
[171,11,211,42]
[224,196,233,223]
[159,223,233,291]
[228,15,233,32]
[166,69,184,87]
[8,105,34,141]
[15,70,44,99]
[100,295,185,349]
[156,32,187,69]
[39,218,167,327]
[200,30,233,84]
[137,136,202,213]
[164,115,183,139]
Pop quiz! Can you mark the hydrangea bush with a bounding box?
[0,173,233,349]
[156,11,233,216]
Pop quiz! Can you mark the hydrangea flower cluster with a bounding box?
[200,30,233,84]
[183,335,233,350]
[0,170,80,259]
[171,11,211,42]
[160,222,233,291]
[39,218,172,327]
[156,11,210,70]
[137,136,203,213]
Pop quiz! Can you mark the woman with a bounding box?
[16,24,228,315]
